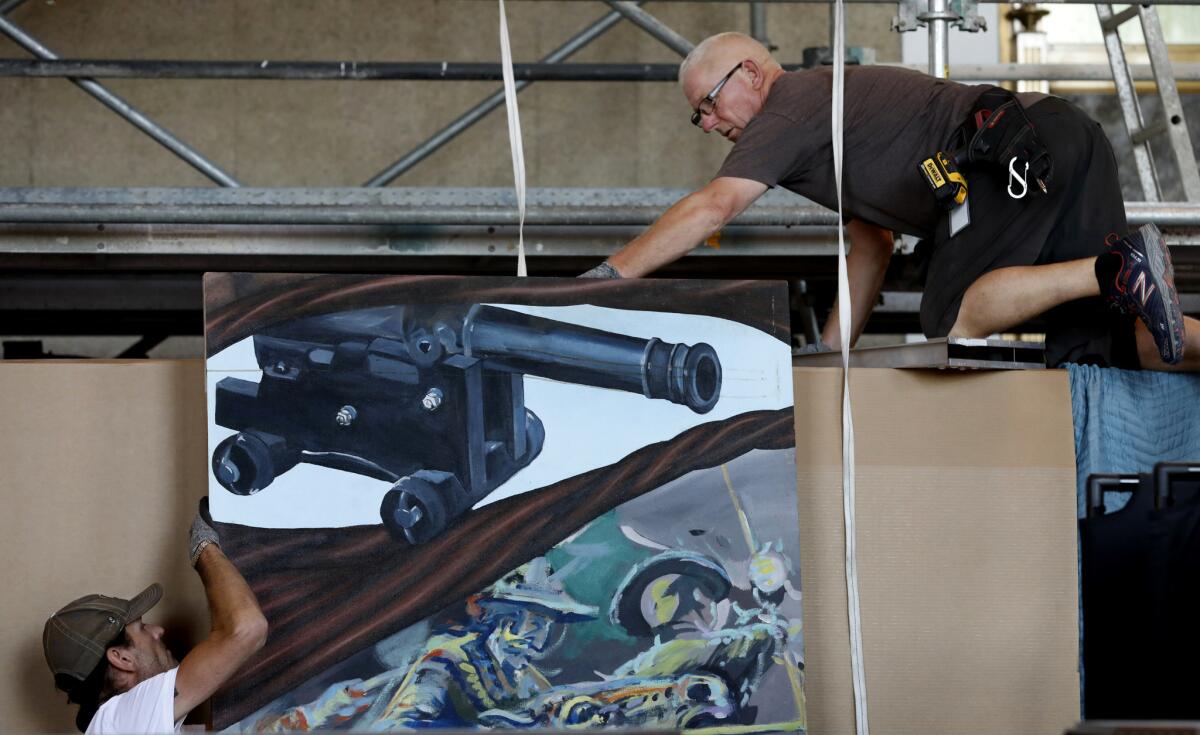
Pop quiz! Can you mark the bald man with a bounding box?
[583,32,1194,371]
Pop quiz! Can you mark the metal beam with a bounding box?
[362,9,627,187]
[0,187,836,226]
[603,2,694,56]
[4,187,1200,228]
[1098,4,1160,200]
[0,59,688,81]
[792,337,1046,370]
[1139,5,1200,201]
[0,16,240,187]
[0,221,843,258]
[5,59,1198,82]
[750,3,772,48]
[923,0,957,78]
[0,0,29,15]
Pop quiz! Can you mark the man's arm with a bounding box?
[602,177,768,277]
[820,220,894,350]
[173,511,268,721]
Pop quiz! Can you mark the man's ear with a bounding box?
[744,59,764,90]
[106,645,137,673]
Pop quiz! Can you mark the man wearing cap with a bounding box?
[43,504,268,733]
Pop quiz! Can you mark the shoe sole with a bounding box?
[1139,222,1185,364]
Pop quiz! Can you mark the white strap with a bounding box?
[497,0,527,277]
[832,0,869,733]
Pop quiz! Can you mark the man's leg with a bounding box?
[1136,317,1200,371]
[949,258,1099,338]
[951,224,1186,367]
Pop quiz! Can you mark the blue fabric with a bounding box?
[1069,364,1200,713]
[1068,364,1200,518]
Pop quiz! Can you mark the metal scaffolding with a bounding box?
[2,0,1198,216]
[3,0,1200,344]
[5,187,1200,228]
[2,59,1198,82]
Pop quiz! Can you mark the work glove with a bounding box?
[578,262,622,279]
[189,497,221,567]
[796,340,833,354]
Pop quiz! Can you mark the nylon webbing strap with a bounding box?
[832,0,869,732]
[497,0,527,277]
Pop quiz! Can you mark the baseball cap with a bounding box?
[42,583,163,685]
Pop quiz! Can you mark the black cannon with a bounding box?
[211,304,722,544]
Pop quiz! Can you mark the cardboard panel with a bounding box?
[794,367,1080,735]
[1,361,1080,734]
[0,361,209,733]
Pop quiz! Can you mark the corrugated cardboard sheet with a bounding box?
[795,367,1080,735]
[2,362,1079,733]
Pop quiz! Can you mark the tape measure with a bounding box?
[919,151,967,209]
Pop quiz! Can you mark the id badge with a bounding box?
[949,193,970,237]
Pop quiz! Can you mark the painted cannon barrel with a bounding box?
[464,305,721,414]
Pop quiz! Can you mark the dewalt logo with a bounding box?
[922,159,945,188]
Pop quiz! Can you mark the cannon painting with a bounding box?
[203,274,804,732]
[211,304,722,544]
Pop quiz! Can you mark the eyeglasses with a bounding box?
[690,63,743,127]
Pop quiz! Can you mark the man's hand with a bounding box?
[579,262,622,279]
[189,497,220,567]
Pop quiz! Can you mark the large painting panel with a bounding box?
[203,274,803,732]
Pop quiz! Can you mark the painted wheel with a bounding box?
[212,431,277,495]
[380,473,449,545]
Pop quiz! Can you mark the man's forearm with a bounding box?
[195,543,266,641]
[606,192,727,277]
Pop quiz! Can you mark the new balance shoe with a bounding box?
[1102,223,1185,365]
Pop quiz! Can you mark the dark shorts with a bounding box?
[919,96,1139,368]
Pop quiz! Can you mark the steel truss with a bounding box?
[5,0,1199,197]
[3,60,1198,82]
[4,0,1200,348]
[5,187,1200,228]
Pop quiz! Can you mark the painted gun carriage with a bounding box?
[211,303,722,544]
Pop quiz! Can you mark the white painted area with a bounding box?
[206,303,792,528]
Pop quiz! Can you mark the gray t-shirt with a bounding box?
[716,66,988,239]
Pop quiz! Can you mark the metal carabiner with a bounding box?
[1007,156,1029,199]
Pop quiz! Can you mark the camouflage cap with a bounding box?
[42,583,162,686]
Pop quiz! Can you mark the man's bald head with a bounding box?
[679,32,780,92]
[678,32,784,141]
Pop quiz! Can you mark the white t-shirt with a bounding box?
[86,667,184,734]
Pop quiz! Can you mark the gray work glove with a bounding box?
[189,497,221,567]
[797,340,833,354]
[579,262,622,279]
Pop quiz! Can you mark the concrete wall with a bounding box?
[0,1,901,189]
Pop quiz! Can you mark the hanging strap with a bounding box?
[497,0,527,277]
[831,1,869,733]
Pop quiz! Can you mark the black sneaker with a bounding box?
[1103,223,1185,365]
